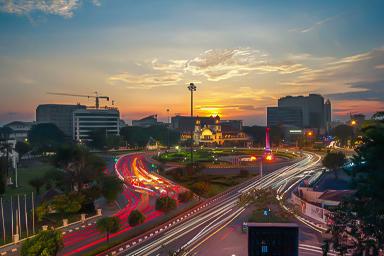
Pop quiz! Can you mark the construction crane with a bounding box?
[47,92,110,109]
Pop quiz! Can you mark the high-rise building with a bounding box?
[278,94,325,129]
[324,99,332,131]
[36,104,86,137]
[73,108,120,141]
[267,107,303,128]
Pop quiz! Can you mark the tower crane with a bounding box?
[47,92,110,109]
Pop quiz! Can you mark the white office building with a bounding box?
[73,108,120,141]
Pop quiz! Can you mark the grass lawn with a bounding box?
[158,148,296,163]
[165,172,256,198]
[4,162,57,196]
[248,207,291,223]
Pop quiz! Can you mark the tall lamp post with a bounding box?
[166,108,170,149]
[187,83,197,167]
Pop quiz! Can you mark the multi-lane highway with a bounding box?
[100,152,323,256]
[61,153,184,255]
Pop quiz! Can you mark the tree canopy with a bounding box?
[128,210,145,226]
[100,175,123,204]
[28,123,67,152]
[96,216,120,242]
[329,123,384,254]
[21,230,63,256]
[120,125,180,148]
[330,124,354,146]
[155,196,177,212]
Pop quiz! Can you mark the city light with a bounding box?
[351,120,357,126]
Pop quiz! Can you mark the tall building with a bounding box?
[278,94,325,129]
[267,107,303,128]
[73,108,120,141]
[132,115,161,127]
[324,99,332,131]
[36,104,86,137]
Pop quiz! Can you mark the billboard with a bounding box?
[248,223,299,256]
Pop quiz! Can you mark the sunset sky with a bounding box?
[0,0,383,125]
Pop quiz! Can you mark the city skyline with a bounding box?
[1,0,384,125]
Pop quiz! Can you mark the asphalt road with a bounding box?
[100,152,324,256]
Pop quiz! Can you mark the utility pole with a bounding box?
[187,83,197,167]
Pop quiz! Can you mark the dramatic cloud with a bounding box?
[108,48,309,88]
[0,0,99,18]
[281,47,384,94]
[185,48,307,81]
[108,71,183,89]
[326,80,384,101]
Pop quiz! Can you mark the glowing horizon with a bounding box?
[0,1,383,125]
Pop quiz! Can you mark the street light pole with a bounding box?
[166,108,170,149]
[187,83,197,167]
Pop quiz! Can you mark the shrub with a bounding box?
[21,230,63,256]
[155,196,177,212]
[178,191,194,203]
[128,210,145,226]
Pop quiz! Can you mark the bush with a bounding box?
[128,210,145,226]
[155,196,177,212]
[178,191,194,203]
[191,181,211,196]
[21,230,63,256]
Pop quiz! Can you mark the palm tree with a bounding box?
[96,216,120,243]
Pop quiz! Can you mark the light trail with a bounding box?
[101,152,322,256]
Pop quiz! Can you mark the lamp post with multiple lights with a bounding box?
[187,83,197,166]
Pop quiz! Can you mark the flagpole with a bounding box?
[1,197,5,243]
[24,194,28,237]
[17,195,21,237]
[31,192,35,234]
[10,196,13,238]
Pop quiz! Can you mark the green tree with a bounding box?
[88,128,107,150]
[28,123,67,152]
[96,216,121,242]
[191,181,211,196]
[0,157,8,194]
[54,145,106,191]
[128,210,145,226]
[29,177,45,194]
[322,151,346,179]
[242,126,265,146]
[329,124,384,254]
[21,230,63,256]
[330,124,354,146]
[100,176,123,204]
[51,193,84,217]
[0,127,13,178]
[106,134,123,149]
[155,196,177,212]
[15,141,31,162]
[36,202,49,221]
[178,190,194,203]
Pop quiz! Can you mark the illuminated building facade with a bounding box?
[171,115,249,146]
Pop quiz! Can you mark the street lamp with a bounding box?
[166,108,170,149]
[187,83,197,167]
[351,120,357,126]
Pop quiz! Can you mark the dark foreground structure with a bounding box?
[248,223,299,256]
